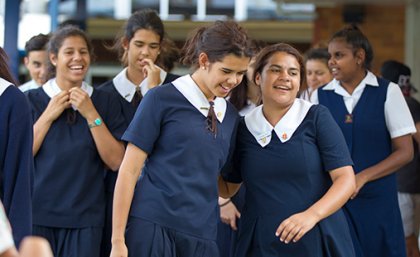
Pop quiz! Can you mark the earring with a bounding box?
[201,66,205,70]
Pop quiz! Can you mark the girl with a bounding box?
[97,9,179,257]
[26,25,126,257]
[311,25,415,257]
[0,47,32,247]
[220,43,356,257]
[110,20,252,257]
[300,47,332,101]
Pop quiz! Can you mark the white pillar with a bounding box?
[114,0,131,20]
[197,0,206,21]
[159,0,169,20]
[234,0,247,21]
[405,0,420,100]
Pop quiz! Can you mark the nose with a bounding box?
[277,70,290,81]
[140,46,151,57]
[227,73,243,86]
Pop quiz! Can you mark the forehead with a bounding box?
[214,54,250,70]
[306,59,328,69]
[27,50,48,60]
[131,29,161,42]
[328,38,353,52]
[266,51,300,68]
[60,36,88,50]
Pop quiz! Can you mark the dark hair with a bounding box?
[111,9,165,66]
[180,20,253,69]
[229,39,266,111]
[156,37,180,71]
[0,47,19,86]
[381,60,412,96]
[253,43,306,93]
[24,33,50,53]
[329,24,374,70]
[304,47,330,66]
[46,25,94,80]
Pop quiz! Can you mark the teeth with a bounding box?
[70,65,83,70]
[331,68,337,72]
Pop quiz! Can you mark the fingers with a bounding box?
[276,220,302,244]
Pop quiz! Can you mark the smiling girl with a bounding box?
[25,25,126,257]
[110,20,252,257]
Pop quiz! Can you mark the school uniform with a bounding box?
[122,74,239,257]
[26,79,126,257]
[19,79,39,92]
[217,100,254,257]
[222,99,355,257]
[97,67,179,257]
[313,71,416,257]
[0,79,33,247]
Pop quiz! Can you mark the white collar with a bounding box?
[113,67,167,102]
[0,78,12,96]
[172,75,227,123]
[322,71,379,96]
[245,98,313,147]
[42,79,93,110]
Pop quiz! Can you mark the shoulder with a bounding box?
[96,80,115,92]
[163,73,180,84]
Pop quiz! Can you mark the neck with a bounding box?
[126,66,145,86]
[341,69,367,95]
[55,76,82,91]
[262,101,293,127]
[191,71,215,101]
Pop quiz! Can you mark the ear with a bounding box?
[198,52,209,70]
[24,56,29,67]
[356,48,365,65]
[122,37,129,51]
[49,53,57,66]
[255,72,262,87]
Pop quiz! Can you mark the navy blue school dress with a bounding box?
[223,99,355,257]
[122,75,239,257]
[316,72,415,257]
[26,79,126,257]
[0,79,33,247]
[97,68,179,257]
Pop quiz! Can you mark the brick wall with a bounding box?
[313,5,405,75]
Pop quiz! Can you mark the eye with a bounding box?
[149,44,160,49]
[269,67,281,73]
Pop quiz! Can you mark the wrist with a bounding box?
[88,117,103,129]
[219,199,232,207]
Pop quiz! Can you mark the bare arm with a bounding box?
[352,134,413,198]
[110,143,147,257]
[276,165,355,243]
[69,87,125,171]
[412,122,420,152]
[218,175,241,199]
[33,91,70,155]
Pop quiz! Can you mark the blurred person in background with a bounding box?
[381,60,420,257]
[19,34,50,92]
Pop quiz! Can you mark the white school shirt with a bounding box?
[112,67,167,103]
[172,75,227,122]
[0,202,14,254]
[310,71,416,138]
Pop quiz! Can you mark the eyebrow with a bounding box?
[269,64,299,71]
[221,67,248,73]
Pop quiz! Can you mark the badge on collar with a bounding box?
[345,114,353,124]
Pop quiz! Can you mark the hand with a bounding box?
[110,241,128,257]
[220,201,241,230]
[405,234,420,257]
[350,172,368,199]
[68,87,97,121]
[44,90,70,122]
[141,58,161,88]
[275,210,320,244]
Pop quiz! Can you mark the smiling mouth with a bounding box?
[273,85,291,90]
[70,65,84,71]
